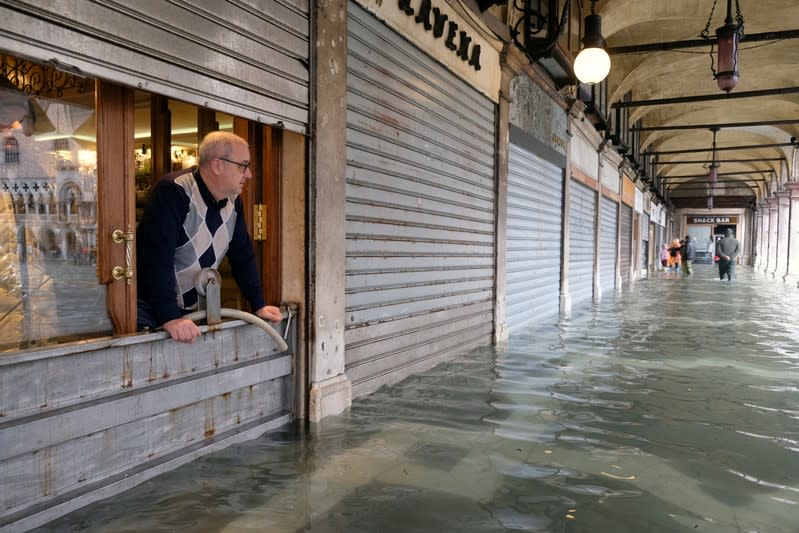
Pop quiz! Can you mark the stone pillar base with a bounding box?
[309,374,352,422]
[493,320,508,345]
[783,274,799,287]
[560,291,571,316]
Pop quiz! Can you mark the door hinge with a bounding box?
[253,203,266,241]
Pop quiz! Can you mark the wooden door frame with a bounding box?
[234,119,282,307]
[96,80,136,334]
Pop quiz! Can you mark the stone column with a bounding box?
[767,198,779,277]
[754,207,764,271]
[784,183,799,285]
[615,169,623,290]
[492,66,512,345]
[308,0,352,422]
[773,191,790,279]
[761,200,773,273]
[593,154,603,300]
[560,170,572,315]
[60,231,68,260]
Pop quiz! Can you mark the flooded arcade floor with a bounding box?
[38,266,799,532]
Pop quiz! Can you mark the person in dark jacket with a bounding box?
[137,131,282,343]
[682,235,696,276]
[715,229,740,281]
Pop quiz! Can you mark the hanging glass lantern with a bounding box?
[707,163,718,185]
[715,0,743,92]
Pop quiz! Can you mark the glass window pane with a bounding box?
[134,91,152,220]
[0,53,111,350]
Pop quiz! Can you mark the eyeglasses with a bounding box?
[216,157,250,173]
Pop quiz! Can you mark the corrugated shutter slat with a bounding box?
[345,2,496,398]
[568,181,596,306]
[599,196,618,294]
[506,143,563,331]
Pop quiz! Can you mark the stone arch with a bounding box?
[59,182,82,216]
[4,136,19,164]
[15,193,24,214]
[38,226,56,256]
[36,192,46,214]
[65,228,80,258]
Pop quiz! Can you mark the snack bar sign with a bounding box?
[688,216,738,224]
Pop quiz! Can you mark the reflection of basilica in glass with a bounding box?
[0,87,97,262]
[0,54,106,349]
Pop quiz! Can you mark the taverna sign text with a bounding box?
[397,0,482,70]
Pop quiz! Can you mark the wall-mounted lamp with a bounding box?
[574,0,610,85]
[510,0,570,63]
[703,0,744,92]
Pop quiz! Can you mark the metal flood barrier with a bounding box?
[0,275,295,531]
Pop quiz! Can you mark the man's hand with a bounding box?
[163,317,202,344]
[255,305,283,323]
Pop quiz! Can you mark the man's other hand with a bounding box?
[256,305,283,323]
[163,317,202,343]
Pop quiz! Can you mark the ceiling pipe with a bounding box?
[631,119,799,131]
[662,172,769,180]
[653,142,794,155]
[657,158,783,164]
[667,185,758,192]
[606,29,799,55]
[612,87,799,109]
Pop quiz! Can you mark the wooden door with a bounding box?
[96,81,137,333]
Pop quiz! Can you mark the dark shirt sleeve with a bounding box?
[225,197,266,313]
[136,179,189,325]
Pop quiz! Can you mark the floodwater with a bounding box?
[39,265,799,532]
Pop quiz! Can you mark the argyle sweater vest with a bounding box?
[173,172,237,310]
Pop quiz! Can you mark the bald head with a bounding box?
[197,131,253,201]
[198,131,249,167]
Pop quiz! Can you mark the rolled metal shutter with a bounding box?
[506,143,563,331]
[0,1,309,132]
[620,204,633,284]
[599,195,617,294]
[345,3,496,398]
[568,180,596,306]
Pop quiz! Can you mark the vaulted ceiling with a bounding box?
[598,0,799,209]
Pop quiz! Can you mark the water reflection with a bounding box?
[40,265,799,532]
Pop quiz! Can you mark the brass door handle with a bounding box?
[111,226,134,283]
